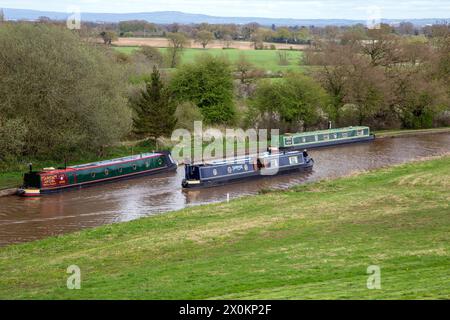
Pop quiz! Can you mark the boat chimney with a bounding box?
[328,121,332,129]
[28,163,33,173]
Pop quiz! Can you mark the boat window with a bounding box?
[145,161,150,168]
[118,168,123,173]
[213,169,218,176]
[244,164,249,171]
[270,159,279,167]
[104,169,109,176]
[323,134,329,141]
[289,156,299,165]
[284,137,293,146]
[91,172,96,178]
[227,167,232,174]
[133,164,137,170]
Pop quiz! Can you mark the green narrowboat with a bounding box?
[276,126,375,150]
[17,151,177,197]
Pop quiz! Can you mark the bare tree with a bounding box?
[196,30,214,49]
[166,32,188,68]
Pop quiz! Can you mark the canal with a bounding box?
[0,133,449,246]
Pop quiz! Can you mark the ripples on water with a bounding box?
[1,133,449,246]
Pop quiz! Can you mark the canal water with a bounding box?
[0,133,449,246]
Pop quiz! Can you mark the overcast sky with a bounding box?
[1,0,450,19]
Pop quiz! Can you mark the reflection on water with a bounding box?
[1,133,449,246]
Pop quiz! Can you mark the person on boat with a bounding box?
[303,149,309,158]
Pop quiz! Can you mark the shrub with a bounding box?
[170,54,236,125]
[175,102,204,132]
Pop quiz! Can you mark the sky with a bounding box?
[1,0,450,19]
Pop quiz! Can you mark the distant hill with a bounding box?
[2,8,448,26]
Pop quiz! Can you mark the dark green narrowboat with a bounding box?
[17,151,177,197]
[276,126,375,150]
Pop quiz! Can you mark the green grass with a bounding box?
[115,47,304,72]
[375,127,450,138]
[0,155,449,299]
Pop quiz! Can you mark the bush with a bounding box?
[0,118,27,161]
[175,102,204,132]
[248,74,330,132]
[170,54,236,125]
[138,46,163,66]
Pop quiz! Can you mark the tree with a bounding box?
[100,31,117,45]
[249,73,330,132]
[196,30,214,49]
[170,55,236,124]
[139,46,163,66]
[362,28,401,66]
[0,23,131,159]
[166,32,188,68]
[276,27,291,42]
[250,30,264,50]
[342,60,386,126]
[235,54,254,84]
[223,34,233,49]
[132,66,176,141]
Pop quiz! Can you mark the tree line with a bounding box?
[0,22,449,165]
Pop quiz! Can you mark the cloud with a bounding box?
[0,0,449,19]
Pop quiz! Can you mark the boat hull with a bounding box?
[182,159,314,189]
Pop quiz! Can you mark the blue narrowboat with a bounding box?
[182,150,314,189]
[276,126,375,150]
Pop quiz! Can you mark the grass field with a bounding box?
[115,47,304,72]
[0,155,449,299]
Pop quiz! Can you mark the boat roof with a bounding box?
[281,126,370,137]
[197,151,302,166]
[69,153,162,169]
[37,153,163,174]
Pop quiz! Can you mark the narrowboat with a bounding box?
[17,151,177,197]
[276,126,375,150]
[182,150,314,189]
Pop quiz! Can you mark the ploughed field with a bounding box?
[0,155,449,299]
[113,37,309,51]
[114,46,305,72]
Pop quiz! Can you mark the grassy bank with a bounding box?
[375,127,450,138]
[115,47,304,72]
[0,155,449,299]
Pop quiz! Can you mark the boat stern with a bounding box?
[17,188,41,197]
[182,179,202,188]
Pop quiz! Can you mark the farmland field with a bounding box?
[115,46,305,72]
